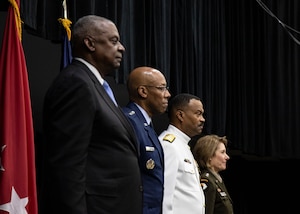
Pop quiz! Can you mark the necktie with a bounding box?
[103,80,118,106]
[149,121,154,129]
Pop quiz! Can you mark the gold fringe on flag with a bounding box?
[8,0,23,41]
[58,18,72,41]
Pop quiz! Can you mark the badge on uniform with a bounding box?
[184,158,191,164]
[129,110,135,115]
[146,158,155,169]
[220,191,227,197]
[201,183,208,190]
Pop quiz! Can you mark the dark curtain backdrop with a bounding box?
[20,0,300,159]
[225,0,300,158]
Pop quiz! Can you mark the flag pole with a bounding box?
[58,0,72,69]
[58,0,72,41]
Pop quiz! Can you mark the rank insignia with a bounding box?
[146,159,155,169]
[163,134,176,143]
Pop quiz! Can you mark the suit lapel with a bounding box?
[76,61,139,154]
[94,82,139,152]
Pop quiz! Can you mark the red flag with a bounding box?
[0,0,38,213]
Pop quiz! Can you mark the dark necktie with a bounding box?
[149,120,154,128]
[103,80,117,106]
[149,121,157,135]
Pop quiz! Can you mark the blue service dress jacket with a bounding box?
[122,102,164,214]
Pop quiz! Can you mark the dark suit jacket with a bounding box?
[122,102,164,214]
[41,60,142,214]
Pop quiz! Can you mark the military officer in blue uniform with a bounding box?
[122,66,171,214]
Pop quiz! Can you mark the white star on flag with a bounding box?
[0,186,28,214]
[0,144,6,171]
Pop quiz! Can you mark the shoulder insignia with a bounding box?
[200,178,209,182]
[163,134,176,143]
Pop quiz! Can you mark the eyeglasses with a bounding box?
[142,85,170,92]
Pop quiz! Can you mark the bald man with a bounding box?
[122,66,171,214]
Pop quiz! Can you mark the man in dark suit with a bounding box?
[122,66,171,214]
[40,15,142,214]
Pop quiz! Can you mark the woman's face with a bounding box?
[210,143,230,173]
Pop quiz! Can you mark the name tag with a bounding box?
[220,192,227,197]
[146,146,155,151]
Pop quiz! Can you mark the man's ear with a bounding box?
[176,110,184,122]
[84,37,95,51]
[137,85,148,98]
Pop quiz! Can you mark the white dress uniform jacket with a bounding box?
[159,125,205,214]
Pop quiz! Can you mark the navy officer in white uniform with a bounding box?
[159,93,206,214]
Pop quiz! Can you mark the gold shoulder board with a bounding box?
[163,134,176,143]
